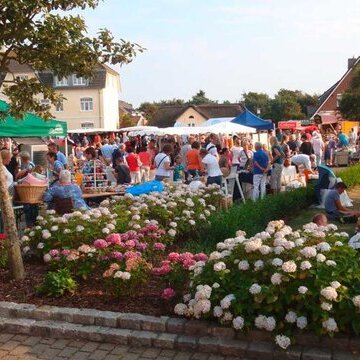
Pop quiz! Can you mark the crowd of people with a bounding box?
[0,125,359,227]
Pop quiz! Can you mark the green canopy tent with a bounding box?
[0,100,67,137]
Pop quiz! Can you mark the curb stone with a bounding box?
[0,301,359,359]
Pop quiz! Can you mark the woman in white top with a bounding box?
[238,141,253,170]
[154,144,174,181]
[1,149,14,194]
[230,138,243,170]
[199,148,223,186]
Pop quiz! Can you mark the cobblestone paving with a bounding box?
[0,333,238,360]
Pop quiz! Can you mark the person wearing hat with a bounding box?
[324,182,360,222]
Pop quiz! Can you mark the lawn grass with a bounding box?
[287,185,360,235]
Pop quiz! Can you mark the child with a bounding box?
[114,157,131,185]
[173,155,185,182]
[312,213,328,227]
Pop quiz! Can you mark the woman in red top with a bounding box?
[126,147,141,184]
[138,146,151,182]
[186,141,202,179]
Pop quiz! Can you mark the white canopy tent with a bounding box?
[204,117,235,126]
[207,122,256,134]
[119,125,160,132]
[67,128,119,134]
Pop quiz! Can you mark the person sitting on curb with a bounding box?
[324,182,360,223]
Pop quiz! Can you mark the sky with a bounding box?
[79,0,360,107]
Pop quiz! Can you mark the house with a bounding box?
[118,100,134,116]
[0,59,121,131]
[311,57,360,125]
[152,104,244,128]
[118,100,147,127]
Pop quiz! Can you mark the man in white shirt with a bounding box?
[349,128,357,146]
[290,154,315,170]
[206,133,219,159]
[200,148,223,186]
[312,132,324,166]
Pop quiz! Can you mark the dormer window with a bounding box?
[16,75,28,81]
[73,75,87,86]
[40,99,50,108]
[54,76,68,87]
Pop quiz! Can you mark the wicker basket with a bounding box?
[15,184,47,204]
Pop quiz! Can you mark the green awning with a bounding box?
[0,100,67,137]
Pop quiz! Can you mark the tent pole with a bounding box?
[65,137,68,158]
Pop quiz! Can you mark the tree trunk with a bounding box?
[0,156,24,280]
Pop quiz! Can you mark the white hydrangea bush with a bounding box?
[174,220,360,349]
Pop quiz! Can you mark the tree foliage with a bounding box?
[190,90,216,105]
[0,0,143,281]
[119,113,137,128]
[242,92,272,119]
[0,0,144,120]
[339,65,360,121]
[242,89,317,123]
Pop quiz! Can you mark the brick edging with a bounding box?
[0,302,359,359]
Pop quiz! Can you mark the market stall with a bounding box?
[231,109,274,130]
[0,100,67,138]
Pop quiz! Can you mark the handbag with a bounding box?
[284,158,291,167]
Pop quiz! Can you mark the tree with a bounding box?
[242,92,272,118]
[339,65,360,121]
[189,90,216,105]
[119,113,137,128]
[158,98,185,106]
[138,102,159,125]
[270,89,305,123]
[0,0,143,280]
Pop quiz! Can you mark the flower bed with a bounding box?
[174,220,360,349]
[20,184,222,298]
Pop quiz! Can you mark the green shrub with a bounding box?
[38,269,77,297]
[186,186,315,254]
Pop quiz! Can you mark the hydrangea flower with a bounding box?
[249,283,262,295]
[275,335,291,349]
[298,286,308,294]
[285,311,297,323]
[320,286,338,301]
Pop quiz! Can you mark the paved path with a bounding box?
[0,333,234,360]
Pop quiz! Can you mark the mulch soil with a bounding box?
[0,262,171,316]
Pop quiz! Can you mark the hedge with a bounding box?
[185,185,315,254]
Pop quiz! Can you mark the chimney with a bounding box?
[348,57,357,70]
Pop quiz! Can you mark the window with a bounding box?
[16,75,28,81]
[80,97,93,111]
[73,75,87,86]
[336,93,342,108]
[55,101,64,112]
[81,122,94,129]
[40,99,50,108]
[54,76,68,87]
